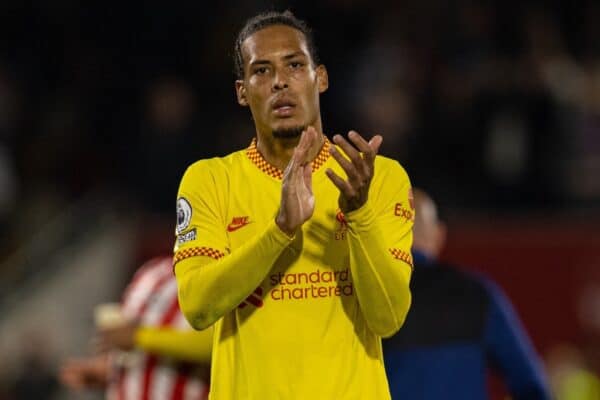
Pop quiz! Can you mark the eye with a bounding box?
[254,67,269,75]
[289,61,303,69]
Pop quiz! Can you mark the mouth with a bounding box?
[272,98,297,117]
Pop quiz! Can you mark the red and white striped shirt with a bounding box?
[106,257,209,400]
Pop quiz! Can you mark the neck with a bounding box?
[256,126,325,171]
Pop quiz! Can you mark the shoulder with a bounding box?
[374,155,410,181]
[445,267,510,306]
[182,149,247,182]
[461,269,504,296]
[370,155,412,197]
[419,262,491,297]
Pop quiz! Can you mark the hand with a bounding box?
[60,355,109,390]
[326,131,382,213]
[275,127,319,236]
[94,319,139,353]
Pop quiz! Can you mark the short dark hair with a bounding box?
[234,10,319,79]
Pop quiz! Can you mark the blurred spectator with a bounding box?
[383,188,551,399]
[60,256,212,399]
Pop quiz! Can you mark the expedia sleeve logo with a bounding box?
[176,197,193,234]
[394,202,414,222]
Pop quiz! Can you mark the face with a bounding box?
[236,25,328,139]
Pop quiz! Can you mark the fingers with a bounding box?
[331,135,366,183]
[284,126,318,180]
[327,131,382,212]
[303,163,313,194]
[330,131,382,182]
[332,131,382,175]
[325,168,356,198]
[294,126,318,164]
[367,134,383,162]
[345,130,383,157]
[328,146,354,176]
[332,133,362,167]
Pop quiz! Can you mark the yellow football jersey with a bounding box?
[174,138,414,399]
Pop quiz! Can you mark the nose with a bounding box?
[272,70,289,92]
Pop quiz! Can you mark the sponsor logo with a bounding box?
[408,188,415,210]
[269,268,353,301]
[236,268,355,309]
[176,197,192,234]
[238,287,264,308]
[227,216,251,232]
[177,228,196,244]
[394,202,414,222]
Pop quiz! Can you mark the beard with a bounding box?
[272,125,306,139]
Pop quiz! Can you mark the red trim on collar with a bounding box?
[245,137,331,180]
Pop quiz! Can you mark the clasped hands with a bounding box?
[275,126,382,237]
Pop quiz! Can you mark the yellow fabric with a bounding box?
[345,203,413,337]
[174,142,413,400]
[134,326,213,363]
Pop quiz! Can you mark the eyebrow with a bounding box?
[249,59,270,66]
[249,52,307,67]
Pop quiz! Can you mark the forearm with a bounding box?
[175,220,293,329]
[135,327,213,363]
[346,204,412,338]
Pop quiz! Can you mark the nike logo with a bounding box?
[227,216,251,232]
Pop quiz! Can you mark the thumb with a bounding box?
[303,163,313,194]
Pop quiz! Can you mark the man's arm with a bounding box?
[97,320,214,363]
[326,132,413,337]
[60,354,109,391]
[175,130,315,329]
[135,326,213,363]
[345,202,412,337]
[176,223,292,329]
[483,279,552,400]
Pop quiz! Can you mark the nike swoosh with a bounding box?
[227,222,251,232]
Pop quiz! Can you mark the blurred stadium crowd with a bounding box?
[0,1,599,399]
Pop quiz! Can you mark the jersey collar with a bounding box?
[246,137,331,180]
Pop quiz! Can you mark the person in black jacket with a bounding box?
[384,188,551,399]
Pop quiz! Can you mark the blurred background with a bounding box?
[0,0,599,399]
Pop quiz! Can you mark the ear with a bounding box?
[316,65,329,93]
[235,80,248,106]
